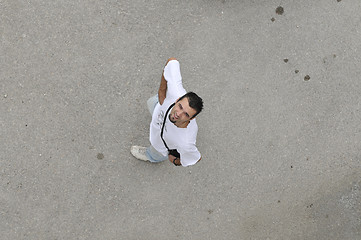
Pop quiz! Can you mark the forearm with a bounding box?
[158,74,167,105]
[158,58,177,105]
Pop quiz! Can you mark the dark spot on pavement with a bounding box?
[97,153,104,160]
[284,59,289,63]
[208,209,214,214]
[276,6,284,15]
[337,0,342,2]
[295,70,299,74]
[304,75,311,81]
[271,17,275,22]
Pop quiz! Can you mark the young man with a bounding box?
[131,58,203,167]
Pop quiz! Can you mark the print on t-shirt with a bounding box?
[156,110,168,133]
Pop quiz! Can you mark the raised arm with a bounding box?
[158,58,177,105]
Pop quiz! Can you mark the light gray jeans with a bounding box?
[146,95,168,163]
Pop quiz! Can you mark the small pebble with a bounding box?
[304,75,311,81]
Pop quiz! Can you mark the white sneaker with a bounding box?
[131,146,150,161]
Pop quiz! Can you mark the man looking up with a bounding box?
[131,58,203,167]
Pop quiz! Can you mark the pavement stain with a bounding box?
[273,9,338,84]
[97,153,104,160]
[271,6,284,22]
[306,176,361,237]
[276,6,284,15]
[280,56,311,81]
[272,8,314,83]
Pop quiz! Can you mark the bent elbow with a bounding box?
[166,57,177,64]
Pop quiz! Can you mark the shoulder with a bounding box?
[188,119,198,133]
[183,121,198,142]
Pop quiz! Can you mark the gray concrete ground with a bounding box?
[1,0,361,239]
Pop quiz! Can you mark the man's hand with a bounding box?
[168,154,181,166]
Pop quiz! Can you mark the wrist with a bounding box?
[173,158,181,166]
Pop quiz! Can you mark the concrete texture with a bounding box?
[1,0,360,239]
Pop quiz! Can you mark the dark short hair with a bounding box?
[178,92,203,118]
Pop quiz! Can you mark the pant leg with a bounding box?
[146,95,167,163]
[146,145,168,163]
[147,94,159,116]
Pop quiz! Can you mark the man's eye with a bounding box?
[179,104,183,109]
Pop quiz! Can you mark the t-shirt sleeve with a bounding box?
[163,60,187,99]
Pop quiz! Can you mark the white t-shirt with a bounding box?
[149,60,201,167]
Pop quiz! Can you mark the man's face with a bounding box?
[169,97,197,126]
